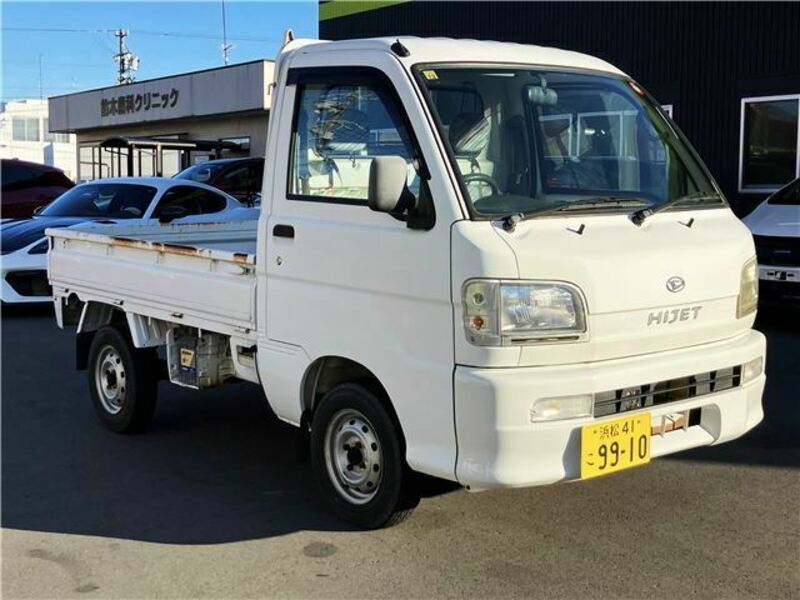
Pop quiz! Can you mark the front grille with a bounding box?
[594,366,742,418]
[759,280,800,303]
[5,270,52,297]
[753,235,800,267]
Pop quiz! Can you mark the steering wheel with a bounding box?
[462,172,501,197]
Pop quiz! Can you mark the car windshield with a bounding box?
[415,65,717,217]
[40,183,157,218]
[174,163,229,184]
[768,178,800,205]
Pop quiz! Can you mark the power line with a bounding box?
[4,59,108,68]
[3,26,279,43]
[4,27,117,34]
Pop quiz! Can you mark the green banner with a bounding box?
[319,0,409,22]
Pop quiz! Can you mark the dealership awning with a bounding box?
[96,136,242,153]
[81,136,244,179]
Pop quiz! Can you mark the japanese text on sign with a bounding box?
[100,89,180,117]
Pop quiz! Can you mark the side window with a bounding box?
[219,164,261,193]
[153,186,227,218]
[197,190,228,213]
[288,79,419,203]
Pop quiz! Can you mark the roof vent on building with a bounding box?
[390,39,410,57]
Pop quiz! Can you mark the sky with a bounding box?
[1,1,319,101]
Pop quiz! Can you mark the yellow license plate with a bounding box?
[581,413,651,479]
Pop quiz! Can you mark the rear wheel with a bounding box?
[310,383,418,528]
[87,325,158,433]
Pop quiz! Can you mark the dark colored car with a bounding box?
[174,157,264,206]
[1,159,75,220]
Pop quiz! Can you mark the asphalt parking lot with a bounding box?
[2,305,798,599]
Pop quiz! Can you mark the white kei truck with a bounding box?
[48,37,766,528]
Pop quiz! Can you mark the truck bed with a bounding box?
[47,220,259,338]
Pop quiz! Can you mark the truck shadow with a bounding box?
[2,379,459,544]
[1,310,458,544]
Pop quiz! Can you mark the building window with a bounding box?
[220,136,251,152]
[11,117,40,142]
[739,94,800,193]
[43,118,70,144]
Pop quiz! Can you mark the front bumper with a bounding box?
[454,330,766,489]
[1,253,51,304]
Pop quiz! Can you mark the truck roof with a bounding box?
[288,36,626,78]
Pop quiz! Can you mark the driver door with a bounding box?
[258,55,463,479]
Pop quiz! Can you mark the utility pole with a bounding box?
[113,29,139,85]
[220,0,234,65]
[38,54,43,99]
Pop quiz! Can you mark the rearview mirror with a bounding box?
[527,85,558,106]
[368,156,411,214]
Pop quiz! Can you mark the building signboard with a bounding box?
[49,60,272,132]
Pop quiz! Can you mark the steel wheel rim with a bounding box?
[324,408,383,505]
[94,344,127,415]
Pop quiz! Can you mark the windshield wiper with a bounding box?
[630,191,724,226]
[500,197,648,232]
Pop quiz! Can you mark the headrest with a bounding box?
[449,112,491,157]
[542,117,571,138]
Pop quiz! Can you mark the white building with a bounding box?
[0,99,78,180]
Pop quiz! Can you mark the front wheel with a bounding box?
[310,383,419,528]
[87,325,158,433]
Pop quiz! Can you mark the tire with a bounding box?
[87,325,158,433]
[310,383,419,529]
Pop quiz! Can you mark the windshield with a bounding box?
[40,183,157,218]
[175,163,228,184]
[416,65,717,217]
[768,177,800,205]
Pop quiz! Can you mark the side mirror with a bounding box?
[33,205,45,216]
[368,156,411,214]
[158,205,188,223]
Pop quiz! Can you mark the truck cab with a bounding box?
[48,37,766,528]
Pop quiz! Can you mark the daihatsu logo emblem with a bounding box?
[666,276,685,293]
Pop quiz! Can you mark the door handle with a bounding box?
[272,224,294,238]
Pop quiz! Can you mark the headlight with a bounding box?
[463,280,587,346]
[28,239,49,255]
[736,256,758,319]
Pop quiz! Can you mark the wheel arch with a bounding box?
[75,301,126,370]
[300,355,405,445]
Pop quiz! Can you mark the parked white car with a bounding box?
[1,178,256,303]
[742,177,800,304]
